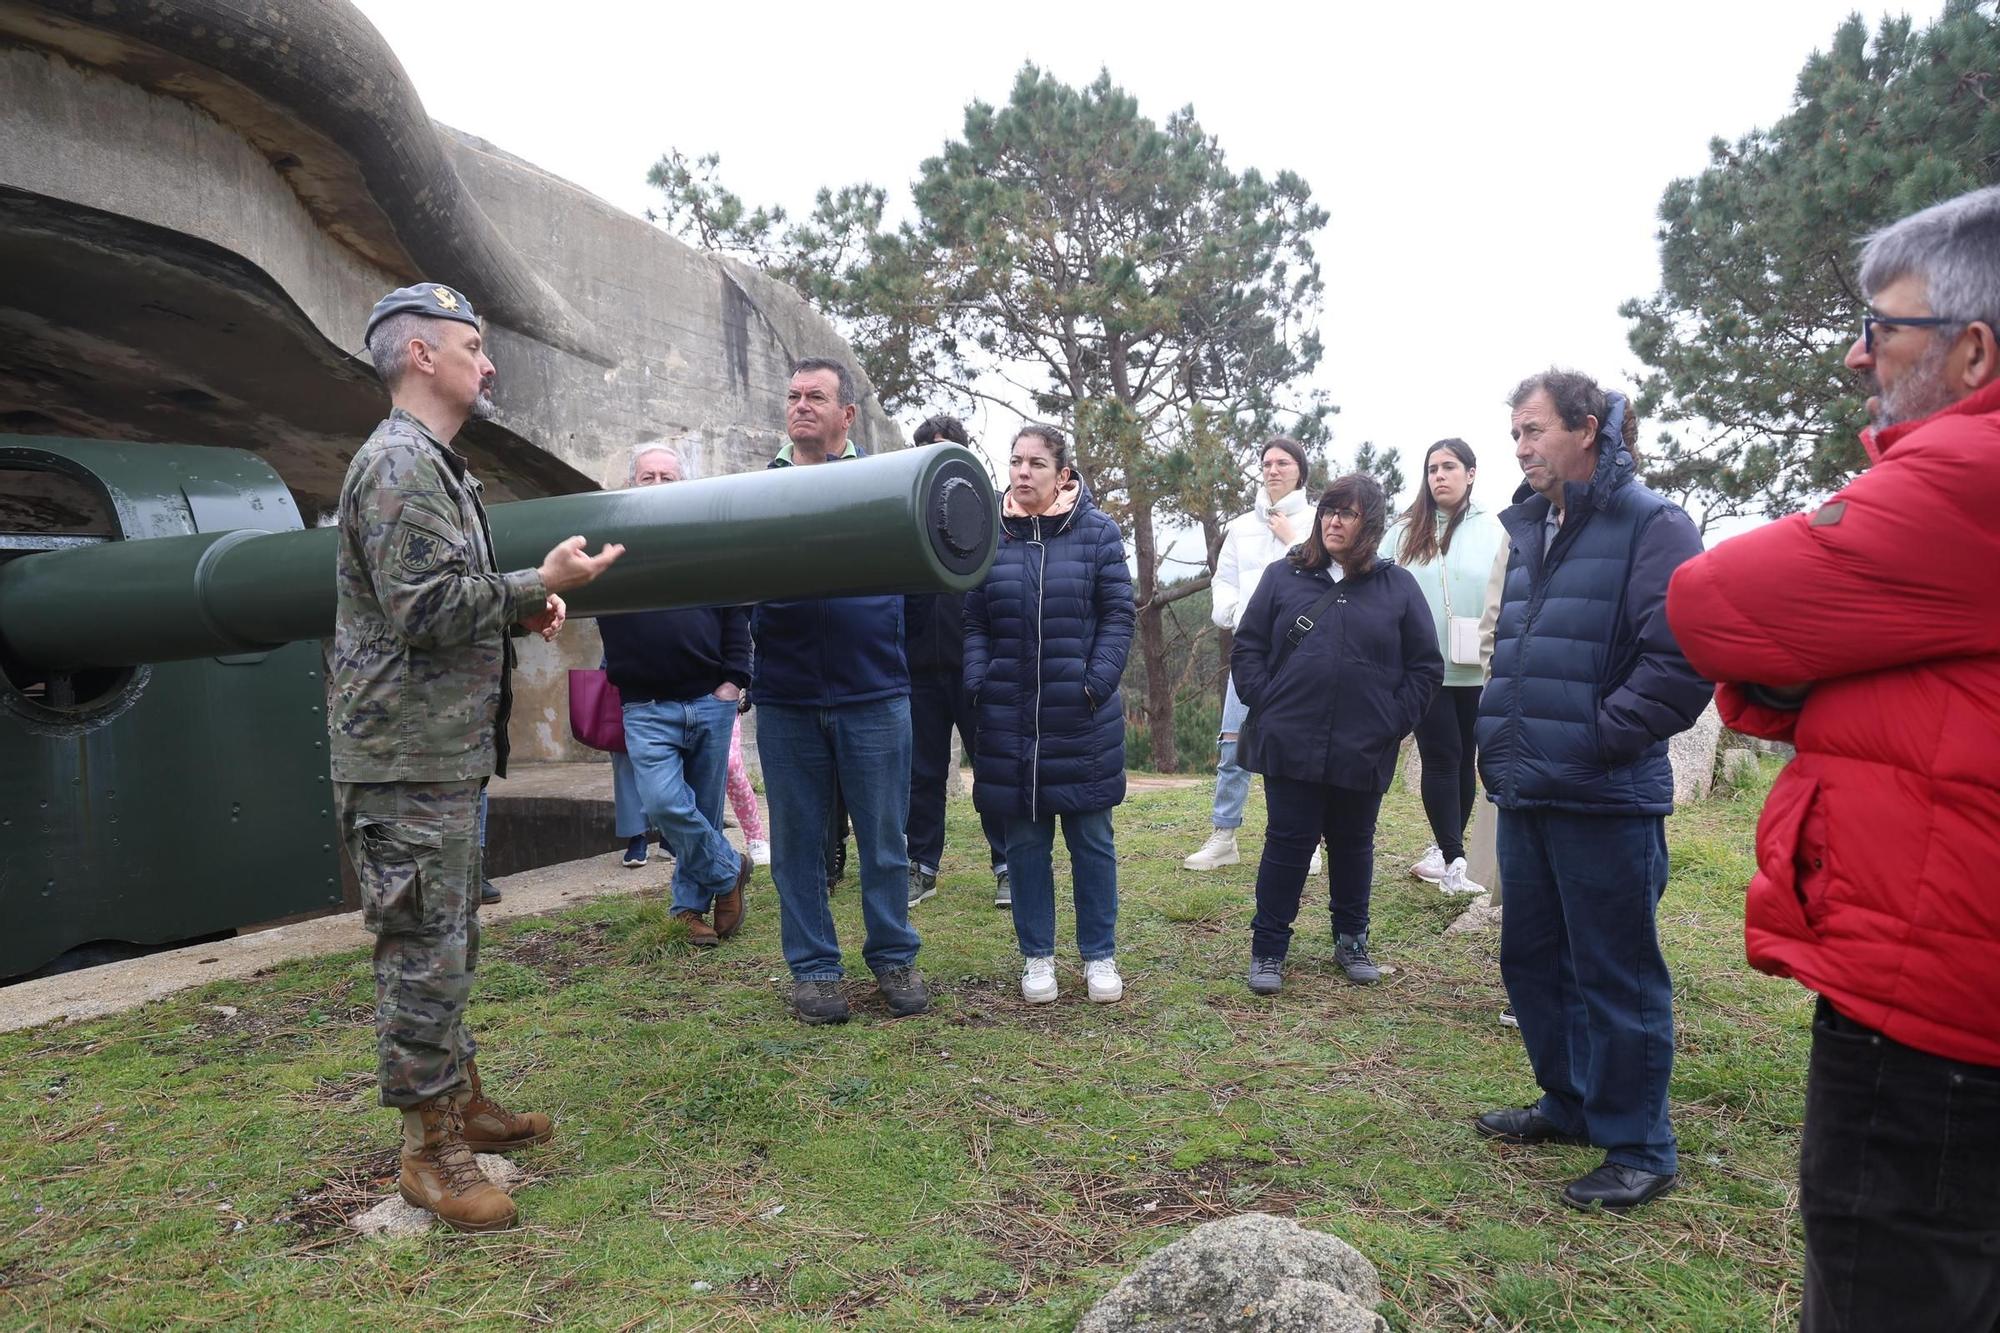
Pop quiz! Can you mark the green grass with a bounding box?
[0,765,1807,1330]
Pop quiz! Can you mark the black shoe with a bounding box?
[1247,956,1283,996]
[1562,1161,1679,1211]
[1474,1106,1590,1146]
[479,879,501,906]
[791,979,850,1025]
[907,866,938,907]
[1333,931,1381,985]
[826,840,848,893]
[876,966,930,1017]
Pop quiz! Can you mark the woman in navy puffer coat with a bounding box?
[965,424,1134,1007]
[1232,474,1442,996]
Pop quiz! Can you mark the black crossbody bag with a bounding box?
[1236,577,1345,756]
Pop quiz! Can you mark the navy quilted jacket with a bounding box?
[1476,426,1711,814]
[963,482,1134,818]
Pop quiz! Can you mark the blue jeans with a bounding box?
[1211,679,1251,830]
[622,695,741,914]
[1005,808,1118,960]
[610,752,647,840]
[1498,808,1677,1175]
[758,698,919,980]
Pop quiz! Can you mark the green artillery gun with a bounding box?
[0,439,996,980]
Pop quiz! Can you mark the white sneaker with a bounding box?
[1084,958,1124,1004]
[1021,955,1058,1005]
[1182,829,1240,871]
[746,838,771,867]
[1439,857,1485,896]
[1309,845,1324,876]
[1411,844,1447,882]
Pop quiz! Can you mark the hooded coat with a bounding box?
[1666,377,2000,1068]
[963,477,1134,819]
[1475,399,1712,814]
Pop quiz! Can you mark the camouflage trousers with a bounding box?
[334,779,484,1107]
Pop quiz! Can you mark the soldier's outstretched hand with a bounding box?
[538,535,625,593]
[521,593,567,640]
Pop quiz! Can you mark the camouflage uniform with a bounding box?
[330,406,547,1107]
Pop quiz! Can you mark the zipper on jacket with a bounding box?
[1029,515,1046,821]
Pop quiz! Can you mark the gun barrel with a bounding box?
[0,443,996,672]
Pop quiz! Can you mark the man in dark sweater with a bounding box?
[596,443,753,948]
[903,415,1009,909]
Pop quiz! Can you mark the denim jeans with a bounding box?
[621,695,741,914]
[758,698,919,980]
[610,751,647,840]
[1210,678,1252,830]
[1800,997,2000,1331]
[1251,777,1383,957]
[1005,808,1118,960]
[1498,808,1677,1175]
[907,671,1007,876]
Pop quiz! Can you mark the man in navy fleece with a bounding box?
[596,443,753,949]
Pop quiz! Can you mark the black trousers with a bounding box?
[1250,777,1384,957]
[1413,684,1481,862]
[907,672,1006,875]
[1801,996,2000,1332]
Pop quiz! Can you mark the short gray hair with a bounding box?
[790,356,857,407]
[366,312,441,387]
[626,441,688,484]
[1858,185,2000,331]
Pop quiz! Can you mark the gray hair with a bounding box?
[626,441,689,484]
[365,312,441,387]
[1858,185,2000,331]
[790,356,858,407]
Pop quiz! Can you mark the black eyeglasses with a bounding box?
[1862,311,1960,354]
[1321,506,1362,523]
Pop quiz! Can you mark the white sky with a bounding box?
[352,0,1929,545]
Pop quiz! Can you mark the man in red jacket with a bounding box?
[1666,185,2000,1332]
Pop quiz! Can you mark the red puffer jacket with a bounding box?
[1665,378,2000,1068]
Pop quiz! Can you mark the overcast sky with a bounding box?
[351,0,1930,541]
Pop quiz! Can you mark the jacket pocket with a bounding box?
[351,816,446,937]
[1753,772,1829,932]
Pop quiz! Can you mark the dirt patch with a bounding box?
[280,1146,401,1240]
[487,919,617,989]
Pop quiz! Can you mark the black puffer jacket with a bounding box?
[1231,554,1443,791]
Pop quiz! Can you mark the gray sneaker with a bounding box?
[1247,955,1283,996]
[1334,932,1382,986]
[791,979,850,1025]
[908,866,938,907]
[876,966,930,1017]
[993,865,1012,909]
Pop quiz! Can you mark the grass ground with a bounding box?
[0,764,1807,1331]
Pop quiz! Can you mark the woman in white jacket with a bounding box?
[1184,436,1316,871]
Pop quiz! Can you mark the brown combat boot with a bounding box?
[712,857,751,940]
[674,909,720,948]
[398,1097,517,1232]
[457,1058,554,1153]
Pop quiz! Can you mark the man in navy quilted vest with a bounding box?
[1470,369,1711,1211]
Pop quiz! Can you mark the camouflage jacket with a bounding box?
[329,408,547,782]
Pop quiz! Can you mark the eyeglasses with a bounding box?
[1862,311,1960,354]
[1321,507,1362,523]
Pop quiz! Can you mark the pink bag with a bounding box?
[567,669,626,753]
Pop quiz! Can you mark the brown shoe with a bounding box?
[675,909,720,948]
[712,856,751,939]
[457,1058,553,1153]
[397,1096,517,1232]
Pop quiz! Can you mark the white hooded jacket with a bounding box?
[1210,487,1312,631]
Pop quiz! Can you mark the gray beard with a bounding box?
[470,387,497,420]
[1874,340,1957,429]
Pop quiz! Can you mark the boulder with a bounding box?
[1079,1211,1388,1333]
[1717,748,1764,789]
[1669,700,1723,804]
[1445,892,1501,936]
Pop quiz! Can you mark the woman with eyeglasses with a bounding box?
[964,424,1135,1005]
[1382,439,1507,896]
[1232,474,1443,994]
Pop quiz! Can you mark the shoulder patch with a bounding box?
[397,523,444,576]
[1810,502,1847,528]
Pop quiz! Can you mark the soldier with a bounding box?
[331,283,623,1231]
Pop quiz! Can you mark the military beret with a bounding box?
[364,283,481,341]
